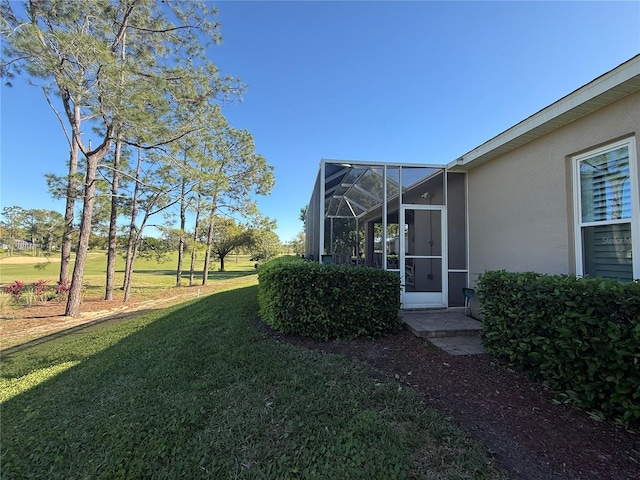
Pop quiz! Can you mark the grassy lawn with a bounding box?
[0,251,255,288]
[0,282,506,479]
[0,252,258,314]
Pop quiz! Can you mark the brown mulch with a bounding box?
[263,324,640,480]
[0,286,217,350]
[3,299,639,480]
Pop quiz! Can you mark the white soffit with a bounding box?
[448,55,640,171]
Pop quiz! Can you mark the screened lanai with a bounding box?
[305,160,468,309]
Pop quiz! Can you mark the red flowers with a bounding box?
[3,280,25,300]
[2,279,68,305]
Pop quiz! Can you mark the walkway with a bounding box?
[400,309,485,355]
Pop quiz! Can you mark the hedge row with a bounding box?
[477,270,640,424]
[257,256,401,340]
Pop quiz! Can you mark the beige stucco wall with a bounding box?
[467,89,640,284]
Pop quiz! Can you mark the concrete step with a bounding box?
[401,310,482,338]
[401,310,486,355]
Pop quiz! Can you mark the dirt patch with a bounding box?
[0,285,217,350]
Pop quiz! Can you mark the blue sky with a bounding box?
[1,1,639,242]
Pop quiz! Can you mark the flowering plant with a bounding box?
[33,279,50,300]
[55,281,70,303]
[3,280,25,301]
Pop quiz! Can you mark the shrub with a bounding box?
[477,270,640,425]
[3,281,25,302]
[55,281,70,303]
[32,279,50,301]
[2,279,65,306]
[258,256,401,340]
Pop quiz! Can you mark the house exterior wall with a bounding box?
[467,89,640,283]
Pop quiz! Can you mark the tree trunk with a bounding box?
[122,148,142,300]
[189,248,197,286]
[189,197,201,287]
[59,114,80,286]
[123,236,140,302]
[123,216,147,302]
[47,229,54,254]
[65,152,99,317]
[176,232,185,286]
[123,207,152,302]
[107,32,127,300]
[219,254,225,272]
[176,168,187,287]
[201,214,215,285]
[105,136,122,300]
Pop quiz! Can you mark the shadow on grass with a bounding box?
[1,285,506,479]
[0,286,266,476]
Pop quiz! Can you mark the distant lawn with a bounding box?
[1,285,506,479]
[0,251,257,307]
[0,251,255,287]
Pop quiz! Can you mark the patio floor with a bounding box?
[400,310,485,355]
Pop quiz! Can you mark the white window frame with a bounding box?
[573,137,640,280]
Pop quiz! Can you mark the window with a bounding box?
[574,138,639,281]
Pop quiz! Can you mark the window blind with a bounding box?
[580,146,630,223]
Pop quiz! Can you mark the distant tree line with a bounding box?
[0,206,64,256]
[0,204,286,267]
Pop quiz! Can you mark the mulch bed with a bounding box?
[264,323,640,480]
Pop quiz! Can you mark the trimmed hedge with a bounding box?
[258,256,401,340]
[477,270,640,424]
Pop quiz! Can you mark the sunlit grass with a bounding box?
[0,361,80,402]
[1,285,507,479]
[0,274,259,350]
[0,251,255,287]
[0,250,254,283]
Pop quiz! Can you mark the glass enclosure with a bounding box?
[306,160,468,307]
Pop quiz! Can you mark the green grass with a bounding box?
[0,252,257,309]
[0,251,256,287]
[0,285,506,479]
